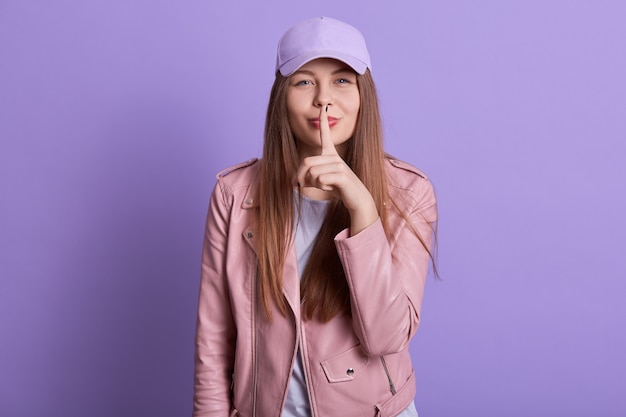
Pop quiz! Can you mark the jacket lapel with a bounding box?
[241,186,300,318]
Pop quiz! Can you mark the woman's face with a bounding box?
[286,58,360,159]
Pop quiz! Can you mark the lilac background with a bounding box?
[1,1,625,416]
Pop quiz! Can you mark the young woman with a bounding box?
[193,17,437,417]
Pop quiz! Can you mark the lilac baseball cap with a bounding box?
[275,17,371,76]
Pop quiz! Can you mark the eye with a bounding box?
[335,76,356,85]
[294,79,312,86]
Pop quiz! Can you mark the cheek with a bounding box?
[286,108,302,127]
[353,95,361,114]
[349,99,361,122]
[348,99,360,133]
[285,92,297,116]
[285,100,298,126]
[285,109,305,138]
[346,92,361,116]
[286,104,304,129]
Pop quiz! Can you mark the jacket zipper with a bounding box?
[299,325,316,417]
[252,326,259,416]
[380,356,397,395]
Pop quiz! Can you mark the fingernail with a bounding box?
[325,105,328,112]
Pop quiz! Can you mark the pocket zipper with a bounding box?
[380,356,397,395]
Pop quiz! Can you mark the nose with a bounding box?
[314,84,332,108]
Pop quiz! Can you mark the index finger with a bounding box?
[320,105,337,156]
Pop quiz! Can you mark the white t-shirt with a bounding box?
[282,195,418,417]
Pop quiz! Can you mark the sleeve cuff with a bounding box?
[334,217,384,250]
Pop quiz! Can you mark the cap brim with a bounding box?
[278,50,368,76]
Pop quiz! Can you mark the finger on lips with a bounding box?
[320,105,337,156]
[294,105,339,191]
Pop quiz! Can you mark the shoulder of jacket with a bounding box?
[385,156,436,218]
[213,158,260,206]
[385,155,428,179]
[216,158,260,180]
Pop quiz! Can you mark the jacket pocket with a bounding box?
[374,370,416,417]
[320,345,371,383]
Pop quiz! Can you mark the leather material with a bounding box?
[193,157,437,417]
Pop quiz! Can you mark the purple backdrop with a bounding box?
[1,1,625,416]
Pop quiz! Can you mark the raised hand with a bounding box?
[295,105,378,235]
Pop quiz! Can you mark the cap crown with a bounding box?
[276,17,371,76]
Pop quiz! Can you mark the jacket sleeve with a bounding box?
[334,177,437,356]
[193,179,236,416]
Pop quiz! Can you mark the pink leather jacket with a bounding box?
[193,157,437,417]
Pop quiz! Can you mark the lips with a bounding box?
[309,117,338,129]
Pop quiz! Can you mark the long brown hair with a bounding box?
[257,69,432,321]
